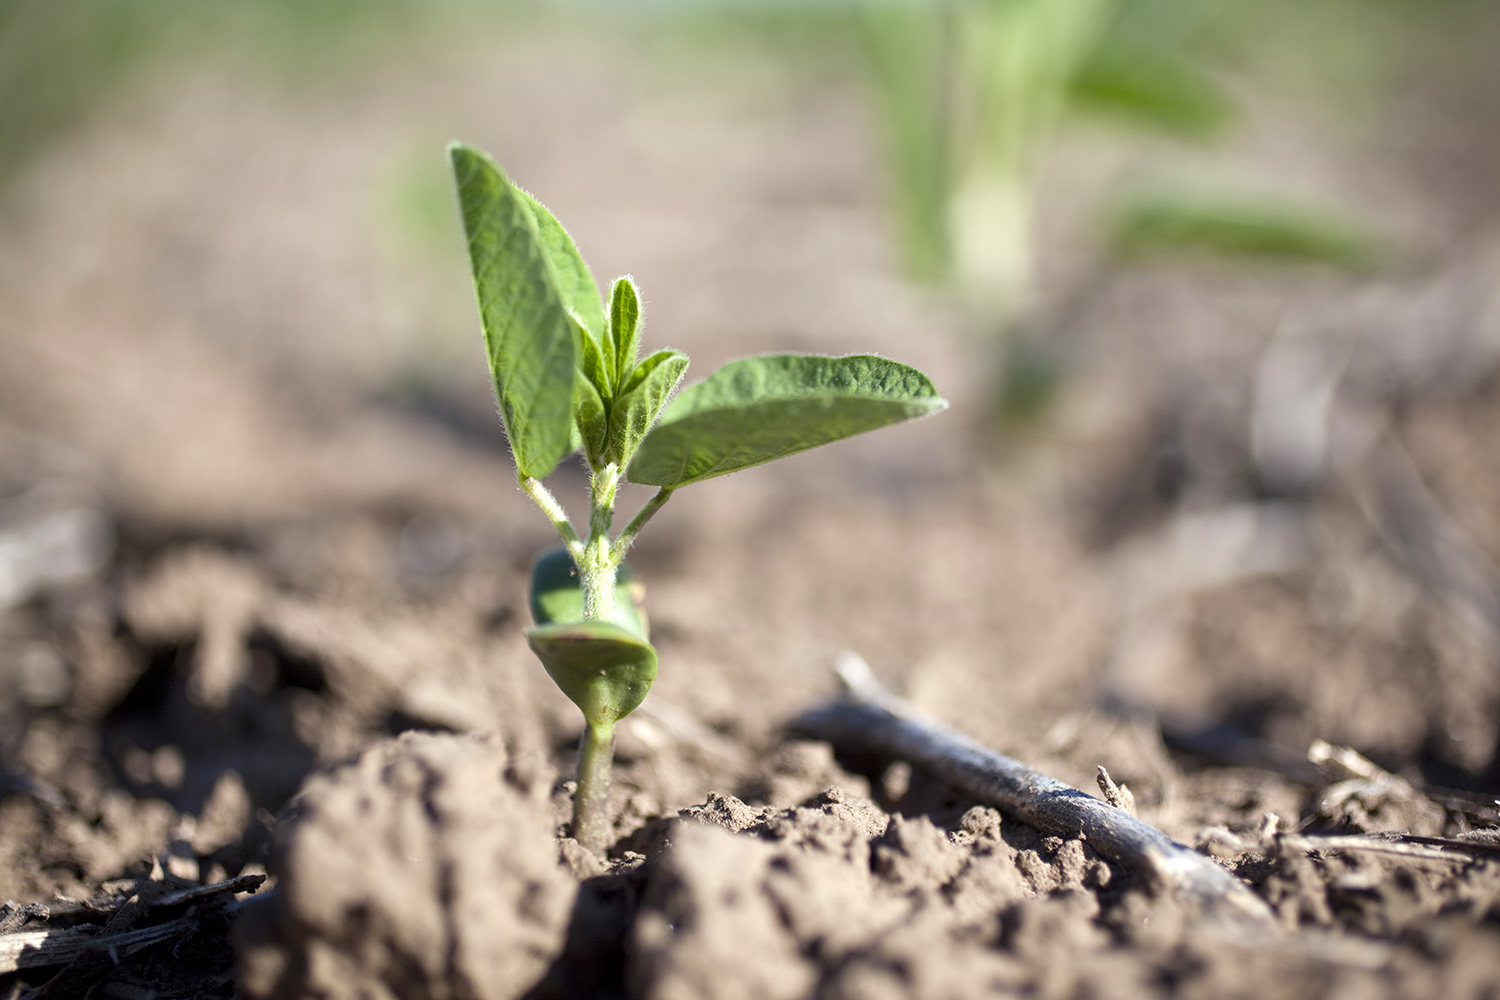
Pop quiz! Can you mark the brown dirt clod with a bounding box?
[236,731,575,1000]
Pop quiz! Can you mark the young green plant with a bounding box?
[450,143,946,853]
[863,0,1376,425]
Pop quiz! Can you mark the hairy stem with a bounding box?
[572,466,623,855]
[611,487,674,565]
[572,720,615,853]
[580,464,621,621]
[519,476,583,563]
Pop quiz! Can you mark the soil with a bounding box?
[3,19,1500,1000]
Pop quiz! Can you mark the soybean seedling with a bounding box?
[450,144,946,852]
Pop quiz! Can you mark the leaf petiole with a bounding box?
[520,476,585,564]
[610,487,674,566]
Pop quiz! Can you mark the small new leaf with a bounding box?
[572,313,613,467]
[575,372,608,465]
[627,354,945,488]
[606,349,689,467]
[576,314,614,403]
[516,188,607,342]
[608,277,642,395]
[450,144,577,480]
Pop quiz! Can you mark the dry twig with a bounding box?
[0,874,265,976]
[1095,765,1137,815]
[1275,833,1474,864]
[793,656,1275,930]
[0,918,185,974]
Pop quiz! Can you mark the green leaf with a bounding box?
[515,187,607,343]
[572,313,613,467]
[528,547,647,640]
[576,313,613,402]
[1069,44,1235,141]
[1106,185,1380,272]
[608,277,642,395]
[606,349,689,467]
[450,144,577,480]
[627,354,946,489]
[526,621,657,728]
[575,373,608,466]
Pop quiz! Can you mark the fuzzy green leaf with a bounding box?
[606,349,689,467]
[527,621,657,728]
[516,187,607,343]
[572,313,613,466]
[608,277,642,395]
[627,354,946,488]
[528,547,647,640]
[576,314,614,402]
[575,372,609,466]
[450,144,576,480]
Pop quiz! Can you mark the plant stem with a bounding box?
[610,487,674,565]
[519,476,584,563]
[572,720,615,853]
[572,465,621,853]
[580,464,620,621]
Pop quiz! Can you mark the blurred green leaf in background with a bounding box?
[1067,41,1233,139]
[1106,184,1381,271]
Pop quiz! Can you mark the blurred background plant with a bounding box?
[862,0,1394,427]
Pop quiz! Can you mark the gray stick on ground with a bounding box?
[792,655,1275,930]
